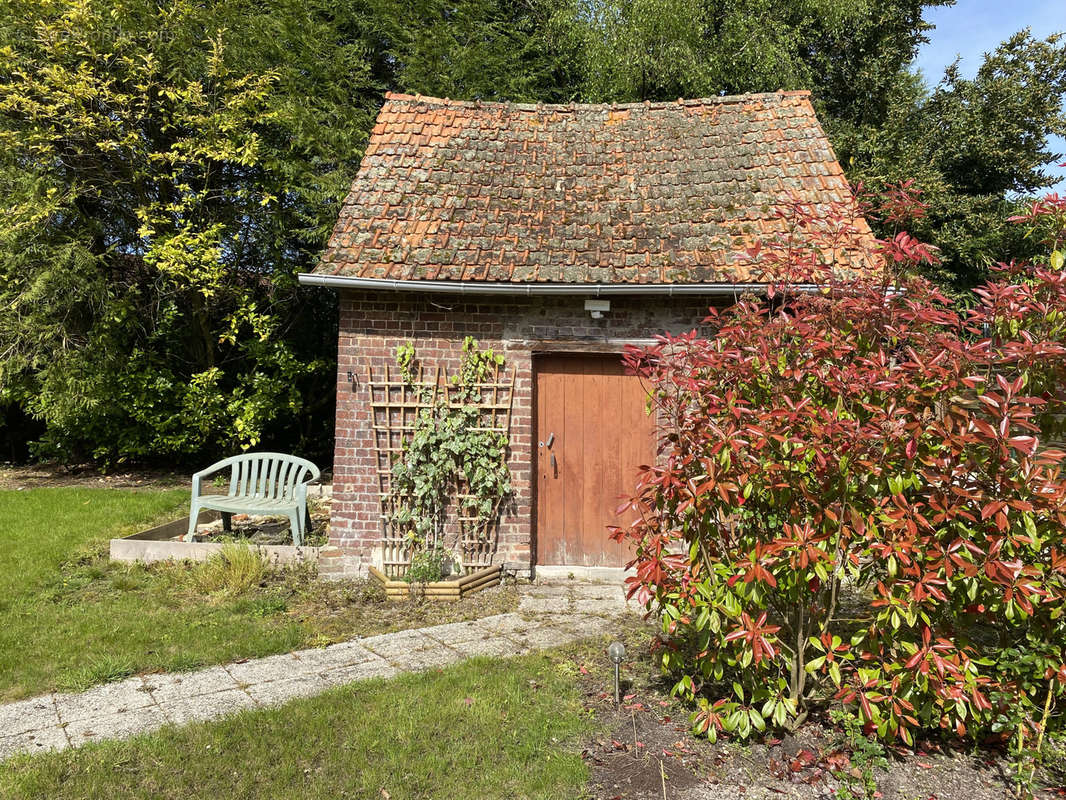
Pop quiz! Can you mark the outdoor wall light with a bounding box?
[607,641,626,704]
[584,298,610,319]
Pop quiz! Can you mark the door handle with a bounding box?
[550,452,557,472]
[546,432,555,449]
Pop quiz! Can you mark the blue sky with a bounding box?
[913,0,1066,193]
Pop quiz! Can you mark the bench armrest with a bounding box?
[190,457,239,499]
[298,463,322,489]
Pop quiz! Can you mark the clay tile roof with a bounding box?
[313,91,875,285]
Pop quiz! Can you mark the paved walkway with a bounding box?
[0,582,631,761]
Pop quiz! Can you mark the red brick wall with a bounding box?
[324,289,727,578]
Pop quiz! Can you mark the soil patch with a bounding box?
[562,632,1042,800]
[0,463,188,490]
[192,496,332,548]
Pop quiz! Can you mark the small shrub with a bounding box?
[614,187,1066,754]
[405,546,449,584]
[192,543,269,596]
[828,709,889,800]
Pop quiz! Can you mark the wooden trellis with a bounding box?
[367,360,515,578]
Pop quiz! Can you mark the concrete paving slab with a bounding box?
[0,695,60,737]
[318,658,398,687]
[159,689,256,726]
[572,583,628,601]
[349,629,464,671]
[393,647,463,672]
[419,618,499,645]
[292,641,375,670]
[0,726,68,758]
[445,636,524,659]
[244,675,329,708]
[359,630,440,661]
[65,706,169,747]
[550,614,617,639]
[478,614,544,637]
[144,666,238,704]
[55,677,155,723]
[507,624,577,653]
[519,597,572,614]
[225,653,303,685]
[521,585,572,599]
[571,599,627,616]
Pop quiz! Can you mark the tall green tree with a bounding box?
[0,0,578,463]
[544,0,1066,289]
[836,31,1066,288]
[2,0,1063,463]
[544,0,948,107]
[0,0,378,461]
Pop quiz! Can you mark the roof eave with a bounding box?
[298,274,826,296]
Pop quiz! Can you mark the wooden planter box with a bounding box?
[368,564,502,602]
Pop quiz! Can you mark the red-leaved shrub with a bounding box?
[614,187,1066,750]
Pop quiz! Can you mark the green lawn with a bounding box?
[0,655,591,800]
[0,488,518,701]
[0,487,308,701]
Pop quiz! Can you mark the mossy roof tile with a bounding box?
[314,91,875,284]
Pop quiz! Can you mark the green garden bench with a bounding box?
[185,452,321,546]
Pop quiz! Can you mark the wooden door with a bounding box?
[534,353,658,567]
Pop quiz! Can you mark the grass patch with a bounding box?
[0,655,592,800]
[56,655,137,694]
[0,488,519,701]
[190,543,270,596]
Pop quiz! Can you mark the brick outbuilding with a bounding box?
[300,90,873,579]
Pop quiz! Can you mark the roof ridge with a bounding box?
[382,90,811,112]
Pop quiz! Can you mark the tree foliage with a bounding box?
[546,0,1066,289]
[2,0,1064,463]
[836,30,1066,289]
[0,0,380,461]
[547,0,945,108]
[614,189,1066,755]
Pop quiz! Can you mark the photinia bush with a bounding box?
[614,187,1066,751]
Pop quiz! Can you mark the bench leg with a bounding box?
[222,512,232,532]
[288,510,303,547]
[186,503,201,542]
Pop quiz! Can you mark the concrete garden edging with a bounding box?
[109,511,321,565]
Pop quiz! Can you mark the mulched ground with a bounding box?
[0,463,188,490]
[193,499,332,548]
[566,632,1053,800]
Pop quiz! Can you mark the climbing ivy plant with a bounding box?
[388,337,512,573]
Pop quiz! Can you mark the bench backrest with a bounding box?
[224,453,320,501]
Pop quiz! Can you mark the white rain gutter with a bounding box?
[298,274,825,296]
